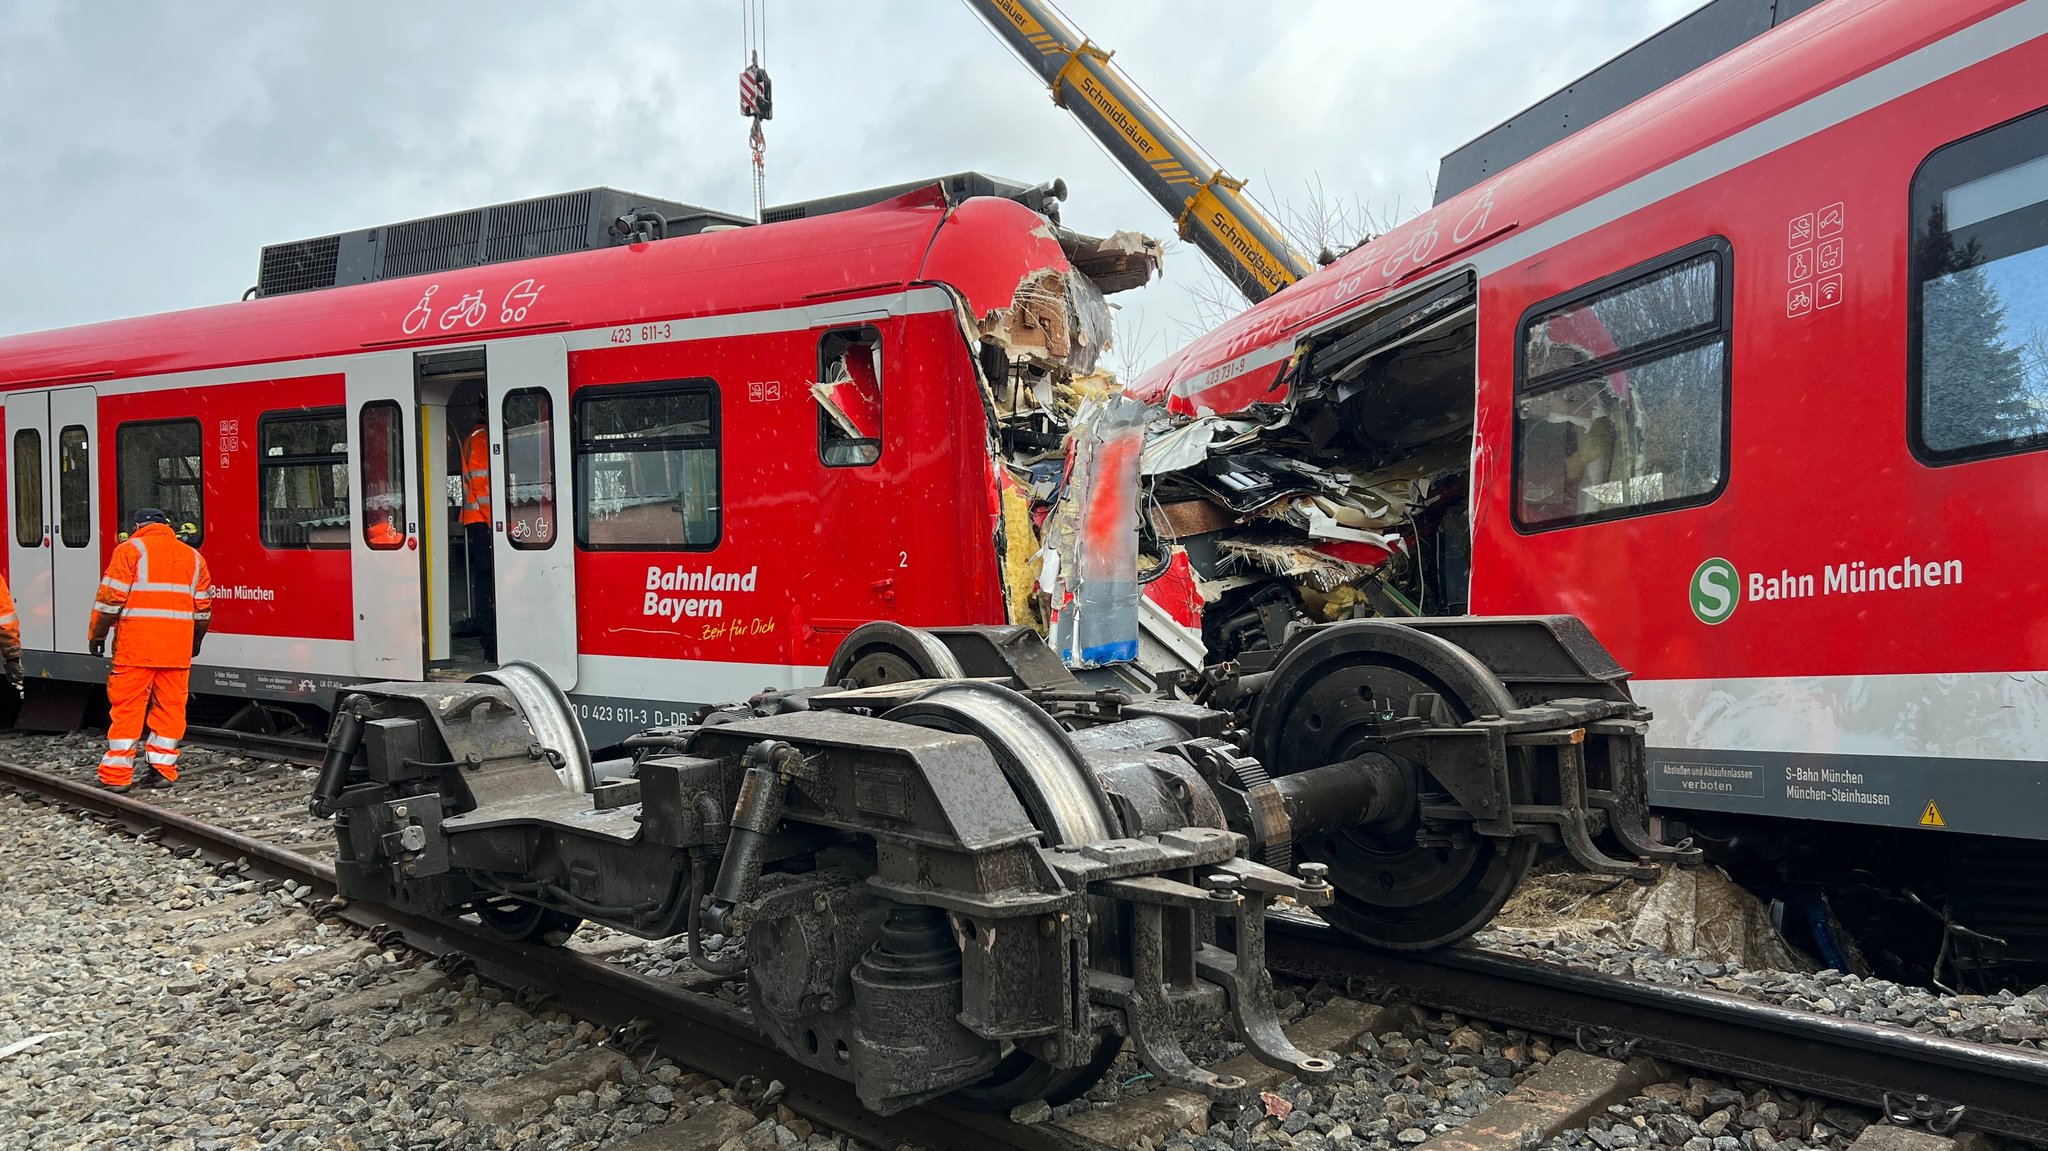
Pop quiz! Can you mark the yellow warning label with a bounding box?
[1919,800,1946,828]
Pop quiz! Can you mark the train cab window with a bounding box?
[259,409,349,549]
[502,389,556,549]
[116,419,204,544]
[13,429,42,548]
[816,327,882,467]
[360,402,407,550]
[57,425,89,548]
[1910,108,2048,462]
[573,383,720,550]
[1514,241,1730,530]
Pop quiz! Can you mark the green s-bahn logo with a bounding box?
[1690,557,1740,625]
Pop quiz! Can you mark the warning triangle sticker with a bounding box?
[1919,800,1946,828]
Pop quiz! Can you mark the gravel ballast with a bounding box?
[0,787,858,1151]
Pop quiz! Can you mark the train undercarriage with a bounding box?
[312,617,1694,1115]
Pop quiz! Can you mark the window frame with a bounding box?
[115,417,205,545]
[57,424,90,549]
[501,387,559,551]
[13,428,42,549]
[1511,235,1735,534]
[1907,107,2048,466]
[359,401,408,552]
[257,406,349,551]
[571,379,722,552]
[816,325,884,468]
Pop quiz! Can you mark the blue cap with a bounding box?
[132,508,170,526]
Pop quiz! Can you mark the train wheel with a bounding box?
[474,661,592,793]
[824,623,964,687]
[475,895,583,945]
[1249,621,1537,951]
[882,680,1127,1112]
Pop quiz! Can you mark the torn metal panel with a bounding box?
[1055,227,1163,295]
[978,263,1121,378]
[1044,396,1149,668]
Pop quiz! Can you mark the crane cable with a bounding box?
[740,0,772,221]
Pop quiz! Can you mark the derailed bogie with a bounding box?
[314,623,1683,1115]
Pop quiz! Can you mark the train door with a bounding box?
[484,335,576,686]
[6,392,53,650]
[345,354,424,680]
[5,387,98,653]
[48,388,99,653]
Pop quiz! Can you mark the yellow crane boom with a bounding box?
[966,0,1315,302]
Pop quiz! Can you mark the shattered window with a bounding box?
[816,326,882,467]
[573,382,720,550]
[259,409,349,549]
[1515,245,1729,530]
[1911,107,2048,463]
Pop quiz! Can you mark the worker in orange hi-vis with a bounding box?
[89,508,212,792]
[0,573,23,695]
[461,417,497,663]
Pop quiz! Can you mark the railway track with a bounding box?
[183,724,330,767]
[0,756,1101,1151]
[2,742,2040,1148]
[1267,920,2048,1145]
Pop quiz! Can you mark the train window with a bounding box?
[259,409,348,550]
[360,402,407,550]
[1514,240,1730,531]
[817,327,882,467]
[58,425,89,548]
[1910,107,2048,463]
[13,429,42,548]
[116,419,204,544]
[573,382,720,551]
[502,389,556,550]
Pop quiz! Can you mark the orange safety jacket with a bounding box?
[0,575,19,663]
[461,425,492,526]
[89,523,213,668]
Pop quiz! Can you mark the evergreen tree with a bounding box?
[1917,204,2042,452]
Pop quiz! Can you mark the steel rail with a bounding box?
[0,759,1108,1151]
[1266,917,2048,1143]
[183,724,330,767]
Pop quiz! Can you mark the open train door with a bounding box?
[345,353,425,680]
[484,335,576,687]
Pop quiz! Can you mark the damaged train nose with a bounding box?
[312,619,1690,1116]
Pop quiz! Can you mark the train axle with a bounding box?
[315,618,1689,1114]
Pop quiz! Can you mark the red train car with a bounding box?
[1129,0,2048,966]
[0,182,1108,746]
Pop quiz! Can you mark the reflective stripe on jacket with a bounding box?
[461,426,492,526]
[89,523,213,668]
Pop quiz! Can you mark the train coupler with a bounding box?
[1051,830,1339,1102]
[1386,695,1701,879]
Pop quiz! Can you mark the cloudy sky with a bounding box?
[0,1,1696,374]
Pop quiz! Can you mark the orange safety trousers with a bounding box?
[98,666,190,786]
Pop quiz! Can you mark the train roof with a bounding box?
[0,183,1078,389]
[1434,0,1830,203]
[1131,0,2009,411]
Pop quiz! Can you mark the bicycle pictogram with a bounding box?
[440,289,488,331]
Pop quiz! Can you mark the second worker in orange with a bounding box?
[90,508,213,792]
